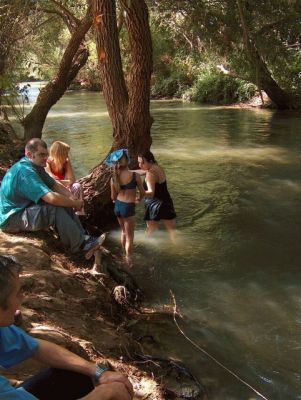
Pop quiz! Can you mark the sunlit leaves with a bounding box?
[148,0,301,95]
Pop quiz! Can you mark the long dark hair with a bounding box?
[138,150,157,164]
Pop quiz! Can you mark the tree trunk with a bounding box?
[93,0,153,158]
[236,0,293,109]
[22,13,92,139]
[81,0,153,227]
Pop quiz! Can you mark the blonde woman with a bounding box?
[106,149,145,264]
[46,141,85,215]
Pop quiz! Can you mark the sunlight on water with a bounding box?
[109,226,202,256]
[35,89,301,399]
[45,111,109,118]
[155,145,301,165]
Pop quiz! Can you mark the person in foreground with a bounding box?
[45,140,85,215]
[138,151,176,243]
[106,149,145,264]
[0,254,133,400]
[0,138,103,255]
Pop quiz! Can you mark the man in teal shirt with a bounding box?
[0,138,103,254]
[0,255,133,399]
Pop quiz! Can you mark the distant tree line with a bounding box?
[0,0,300,224]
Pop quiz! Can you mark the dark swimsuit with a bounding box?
[143,180,176,221]
[120,173,137,190]
[114,173,137,218]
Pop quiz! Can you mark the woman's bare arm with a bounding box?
[64,158,76,185]
[135,174,145,202]
[130,169,146,176]
[110,178,118,201]
[144,171,156,198]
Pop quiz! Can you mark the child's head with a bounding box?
[105,148,130,167]
[115,154,129,168]
[107,150,130,193]
[49,141,70,169]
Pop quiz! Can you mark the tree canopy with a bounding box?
[148,0,301,108]
[1,0,301,132]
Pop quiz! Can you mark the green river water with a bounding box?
[24,83,301,399]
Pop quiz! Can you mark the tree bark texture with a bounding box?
[22,13,92,139]
[81,0,153,227]
[93,0,153,158]
[78,164,114,230]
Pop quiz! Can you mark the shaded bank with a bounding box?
[0,230,206,400]
[0,134,206,399]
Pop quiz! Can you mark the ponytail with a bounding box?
[112,162,121,193]
[111,155,128,193]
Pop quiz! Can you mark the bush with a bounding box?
[151,74,191,98]
[190,73,256,104]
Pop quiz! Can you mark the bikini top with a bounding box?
[120,172,137,190]
[47,160,66,180]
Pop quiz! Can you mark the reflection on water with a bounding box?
[30,84,301,399]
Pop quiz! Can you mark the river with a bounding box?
[23,82,301,399]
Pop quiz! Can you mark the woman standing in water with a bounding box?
[46,140,85,215]
[107,149,145,264]
[138,151,176,242]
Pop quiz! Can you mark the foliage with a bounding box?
[148,0,301,104]
[76,41,102,91]
[149,11,199,98]
[0,0,89,85]
[151,75,187,98]
[25,22,69,80]
[1,0,300,111]
[189,73,256,104]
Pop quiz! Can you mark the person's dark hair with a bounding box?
[138,150,157,164]
[0,255,22,310]
[25,138,47,153]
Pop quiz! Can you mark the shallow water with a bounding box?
[25,83,301,399]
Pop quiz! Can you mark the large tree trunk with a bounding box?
[252,56,293,109]
[93,0,153,157]
[236,0,293,110]
[22,13,92,139]
[81,0,153,227]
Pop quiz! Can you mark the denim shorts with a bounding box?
[114,199,135,218]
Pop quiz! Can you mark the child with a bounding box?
[106,149,145,265]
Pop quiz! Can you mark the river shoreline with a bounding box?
[0,223,206,399]
[0,132,206,399]
[2,98,300,398]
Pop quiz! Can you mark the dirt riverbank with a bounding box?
[0,132,206,399]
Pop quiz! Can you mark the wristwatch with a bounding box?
[94,362,109,383]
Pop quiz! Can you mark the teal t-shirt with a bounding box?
[0,325,39,399]
[0,157,55,227]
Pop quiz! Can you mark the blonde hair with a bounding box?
[49,141,70,171]
[112,155,129,193]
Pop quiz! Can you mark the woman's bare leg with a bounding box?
[117,217,126,251]
[145,220,159,236]
[163,218,176,243]
[124,216,135,263]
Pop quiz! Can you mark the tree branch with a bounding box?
[49,0,80,28]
